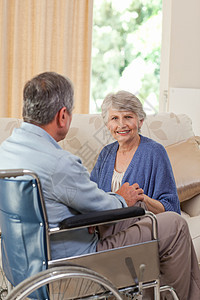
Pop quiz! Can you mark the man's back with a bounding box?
[0,122,127,259]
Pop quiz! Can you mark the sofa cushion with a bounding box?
[0,118,21,144]
[165,136,200,202]
[141,113,194,147]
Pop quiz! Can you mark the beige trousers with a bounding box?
[96,211,200,300]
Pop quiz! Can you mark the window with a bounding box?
[90,0,162,115]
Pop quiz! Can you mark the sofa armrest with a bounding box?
[181,194,200,217]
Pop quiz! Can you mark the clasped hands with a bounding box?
[116,182,144,207]
[88,182,144,234]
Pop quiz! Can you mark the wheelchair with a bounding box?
[0,236,8,299]
[0,169,179,300]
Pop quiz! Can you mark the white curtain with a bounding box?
[0,0,93,117]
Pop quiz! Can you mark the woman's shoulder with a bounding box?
[100,141,118,153]
[93,141,117,171]
[140,135,166,153]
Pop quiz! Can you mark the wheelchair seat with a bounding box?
[0,169,178,299]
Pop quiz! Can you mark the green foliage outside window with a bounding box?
[90,0,162,114]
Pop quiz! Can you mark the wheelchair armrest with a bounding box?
[59,206,145,229]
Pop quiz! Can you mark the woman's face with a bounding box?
[107,109,143,144]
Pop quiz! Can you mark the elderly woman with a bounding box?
[91,90,181,214]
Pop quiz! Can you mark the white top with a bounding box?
[111,169,125,192]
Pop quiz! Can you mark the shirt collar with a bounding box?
[21,122,62,149]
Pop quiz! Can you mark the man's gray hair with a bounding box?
[101,90,146,124]
[23,72,74,125]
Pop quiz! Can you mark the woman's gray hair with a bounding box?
[23,72,74,125]
[101,90,146,124]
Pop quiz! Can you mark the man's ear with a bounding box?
[57,107,67,128]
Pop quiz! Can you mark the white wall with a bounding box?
[169,88,200,136]
[159,0,200,112]
[169,0,200,88]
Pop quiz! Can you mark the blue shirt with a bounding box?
[0,122,127,259]
[91,135,181,214]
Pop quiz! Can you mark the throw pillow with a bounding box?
[165,136,200,202]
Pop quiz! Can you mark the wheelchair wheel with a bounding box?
[5,266,124,300]
[0,235,8,299]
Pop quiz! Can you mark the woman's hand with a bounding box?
[143,194,165,214]
[116,182,144,207]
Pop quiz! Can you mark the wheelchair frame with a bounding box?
[0,169,179,299]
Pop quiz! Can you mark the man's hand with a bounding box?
[88,226,96,234]
[116,182,144,207]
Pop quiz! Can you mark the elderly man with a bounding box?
[0,72,200,299]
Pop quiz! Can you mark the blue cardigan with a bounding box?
[91,135,181,214]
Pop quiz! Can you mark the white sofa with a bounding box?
[0,112,200,263]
